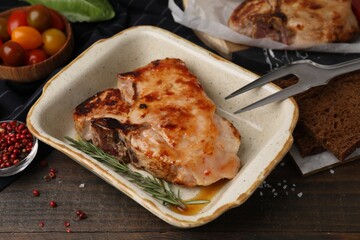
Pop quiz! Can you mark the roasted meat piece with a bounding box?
[73,58,241,187]
[228,0,359,47]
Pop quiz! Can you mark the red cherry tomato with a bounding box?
[353,0,360,23]
[25,48,48,65]
[11,26,43,50]
[7,9,28,36]
[0,41,26,66]
[49,9,65,31]
[27,4,51,32]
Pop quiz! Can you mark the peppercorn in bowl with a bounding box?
[0,5,74,83]
[0,120,38,176]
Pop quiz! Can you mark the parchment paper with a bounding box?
[291,146,360,176]
[169,0,360,53]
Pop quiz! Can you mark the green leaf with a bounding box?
[23,0,115,22]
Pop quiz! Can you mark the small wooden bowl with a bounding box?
[0,6,74,83]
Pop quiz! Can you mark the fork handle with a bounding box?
[327,58,360,77]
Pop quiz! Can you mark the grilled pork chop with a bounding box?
[74,58,241,187]
[228,0,359,47]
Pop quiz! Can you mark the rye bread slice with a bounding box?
[293,124,326,157]
[274,76,326,157]
[296,72,360,161]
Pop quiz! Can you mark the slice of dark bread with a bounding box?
[293,124,326,157]
[275,73,360,161]
[294,72,360,160]
[274,76,325,157]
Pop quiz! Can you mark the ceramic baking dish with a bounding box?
[27,26,298,228]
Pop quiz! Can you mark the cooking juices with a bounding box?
[170,179,228,215]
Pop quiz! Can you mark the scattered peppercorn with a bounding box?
[75,210,87,220]
[38,221,45,228]
[44,167,57,181]
[48,171,56,179]
[32,189,40,197]
[49,200,57,208]
[79,212,87,220]
[0,121,34,169]
[64,221,70,227]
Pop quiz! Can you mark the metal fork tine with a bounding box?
[225,65,293,100]
[233,83,307,114]
[227,58,360,114]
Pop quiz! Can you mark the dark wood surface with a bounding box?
[0,149,360,239]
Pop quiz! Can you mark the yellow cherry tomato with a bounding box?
[11,26,42,50]
[42,28,66,56]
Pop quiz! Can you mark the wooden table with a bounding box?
[1,149,359,239]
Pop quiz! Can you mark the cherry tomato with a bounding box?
[0,41,25,66]
[11,26,42,50]
[27,4,51,32]
[7,10,28,36]
[42,28,66,56]
[0,17,10,41]
[352,0,360,23]
[49,9,65,31]
[25,48,48,65]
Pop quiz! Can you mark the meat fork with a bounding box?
[225,58,360,114]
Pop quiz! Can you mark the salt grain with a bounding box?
[38,221,45,228]
[258,179,302,198]
[79,183,86,188]
[330,169,335,174]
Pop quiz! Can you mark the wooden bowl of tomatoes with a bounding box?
[0,5,74,83]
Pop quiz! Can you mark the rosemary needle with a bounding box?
[65,137,209,209]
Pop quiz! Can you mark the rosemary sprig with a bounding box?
[65,137,209,209]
